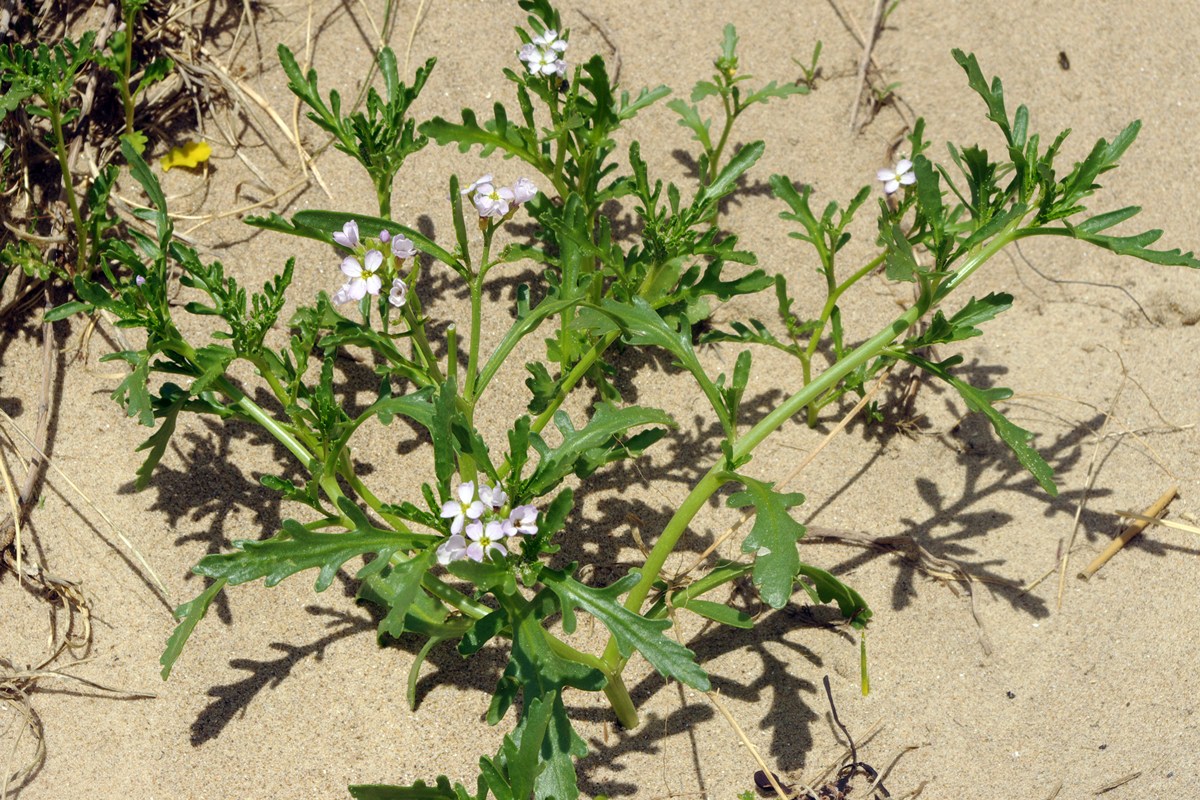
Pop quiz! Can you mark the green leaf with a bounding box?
[134,55,174,97]
[742,80,809,106]
[696,140,764,208]
[43,300,92,322]
[666,98,712,151]
[480,692,553,800]
[367,549,437,639]
[526,400,675,496]
[908,292,1012,348]
[194,498,436,590]
[160,578,226,679]
[419,105,544,169]
[675,598,753,629]
[618,84,671,120]
[905,354,1057,495]
[1055,221,1200,268]
[878,221,920,283]
[111,351,155,426]
[349,776,473,800]
[541,570,711,690]
[579,297,701,376]
[134,388,185,490]
[728,476,806,609]
[796,563,871,629]
[120,136,171,247]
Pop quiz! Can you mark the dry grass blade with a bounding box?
[849,0,886,133]
[0,291,55,565]
[191,43,332,198]
[1057,357,1127,608]
[704,688,814,799]
[1115,508,1200,535]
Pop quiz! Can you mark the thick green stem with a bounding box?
[463,235,492,403]
[421,574,492,619]
[214,376,313,466]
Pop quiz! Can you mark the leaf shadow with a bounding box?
[190,605,373,745]
[575,601,844,797]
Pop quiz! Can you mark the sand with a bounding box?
[2,1,1199,798]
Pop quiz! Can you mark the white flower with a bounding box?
[478,481,508,510]
[135,275,146,286]
[391,233,417,260]
[379,229,391,243]
[331,284,353,305]
[503,504,538,537]
[439,480,485,535]
[333,220,360,249]
[462,174,494,196]
[531,29,568,53]
[511,177,538,205]
[877,158,916,195]
[388,278,408,308]
[436,534,468,565]
[473,181,516,218]
[522,46,561,77]
[340,249,384,300]
[466,520,508,562]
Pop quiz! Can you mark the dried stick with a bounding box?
[1079,485,1179,579]
[848,0,885,133]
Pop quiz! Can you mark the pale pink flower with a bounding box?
[333,220,360,249]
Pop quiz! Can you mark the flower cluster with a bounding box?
[518,28,568,77]
[461,174,538,219]
[877,157,916,195]
[330,220,418,307]
[436,479,539,565]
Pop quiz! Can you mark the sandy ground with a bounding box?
[3,1,1200,798]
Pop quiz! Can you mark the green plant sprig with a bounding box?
[669,23,809,227]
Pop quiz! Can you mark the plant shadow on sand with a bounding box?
[574,601,843,798]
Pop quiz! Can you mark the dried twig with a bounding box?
[1079,486,1179,579]
[849,0,886,133]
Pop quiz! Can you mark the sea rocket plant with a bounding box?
[53,4,1199,798]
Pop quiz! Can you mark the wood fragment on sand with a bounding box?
[1078,486,1178,579]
